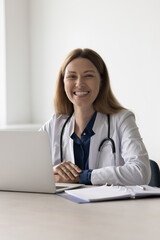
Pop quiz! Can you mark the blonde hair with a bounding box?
[54,48,125,115]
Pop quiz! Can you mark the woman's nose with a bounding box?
[76,76,84,87]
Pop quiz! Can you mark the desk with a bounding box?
[0,191,160,240]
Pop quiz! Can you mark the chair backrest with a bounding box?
[148,160,160,187]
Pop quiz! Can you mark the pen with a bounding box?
[136,185,146,190]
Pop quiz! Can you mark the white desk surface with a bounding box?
[0,191,160,240]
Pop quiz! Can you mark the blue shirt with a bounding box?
[71,112,97,184]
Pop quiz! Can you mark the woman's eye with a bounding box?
[67,75,76,79]
[85,74,94,78]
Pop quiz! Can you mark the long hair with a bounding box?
[54,48,125,115]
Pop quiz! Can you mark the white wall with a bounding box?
[5,0,31,124]
[0,0,6,125]
[4,0,160,164]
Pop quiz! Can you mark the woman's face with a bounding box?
[63,57,101,111]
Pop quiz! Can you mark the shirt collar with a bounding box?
[83,111,97,136]
[70,112,97,140]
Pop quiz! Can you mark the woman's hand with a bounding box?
[53,161,82,183]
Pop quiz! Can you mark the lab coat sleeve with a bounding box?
[91,111,151,186]
[39,115,56,151]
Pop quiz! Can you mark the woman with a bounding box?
[41,48,151,185]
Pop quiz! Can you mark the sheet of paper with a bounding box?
[65,185,131,202]
[126,185,160,197]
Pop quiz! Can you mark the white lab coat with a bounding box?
[41,109,151,185]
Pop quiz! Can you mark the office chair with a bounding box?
[148,160,160,187]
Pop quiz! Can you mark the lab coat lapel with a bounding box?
[89,112,107,169]
[62,114,75,164]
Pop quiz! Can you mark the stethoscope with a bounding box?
[60,113,116,163]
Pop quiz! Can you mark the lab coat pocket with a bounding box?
[98,141,115,168]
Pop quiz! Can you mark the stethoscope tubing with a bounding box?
[60,112,73,163]
[98,114,116,153]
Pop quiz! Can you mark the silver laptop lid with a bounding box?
[0,131,56,193]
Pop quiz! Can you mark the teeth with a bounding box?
[74,91,89,96]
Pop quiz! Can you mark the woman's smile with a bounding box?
[73,91,90,97]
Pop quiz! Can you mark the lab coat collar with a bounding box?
[68,111,97,137]
[68,112,75,137]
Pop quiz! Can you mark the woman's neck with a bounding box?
[74,107,95,138]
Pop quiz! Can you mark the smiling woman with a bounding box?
[54,48,123,116]
[63,58,101,112]
[40,48,151,186]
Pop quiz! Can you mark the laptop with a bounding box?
[0,131,83,193]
